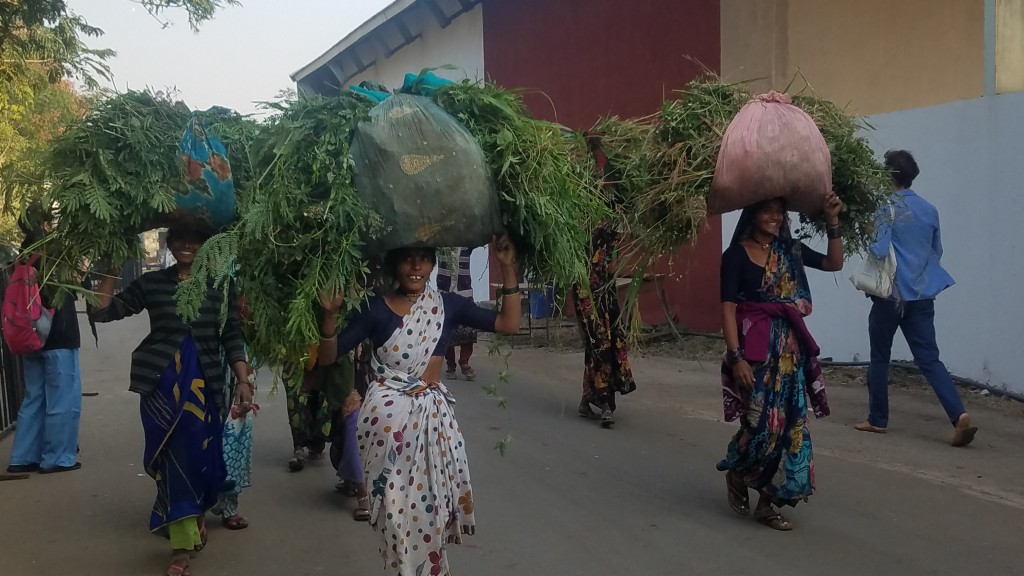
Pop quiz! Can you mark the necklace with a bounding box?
[748,237,771,251]
[397,290,424,302]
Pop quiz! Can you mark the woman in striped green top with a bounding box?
[91,227,253,576]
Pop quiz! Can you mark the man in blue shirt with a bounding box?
[854,150,977,447]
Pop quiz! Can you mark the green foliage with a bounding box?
[236,92,380,371]
[176,227,239,324]
[136,0,241,31]
[791,95,892,254]
[594,74,893,337]
[432,81,607,289]
[40,90,259,309]
[42,90,192,292]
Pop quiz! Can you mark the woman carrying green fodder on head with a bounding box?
[91,226,254,576]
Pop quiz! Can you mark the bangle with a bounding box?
[498,286,520,296]
[725,348,744,367]
[827,225,842,240]
[320,333,337,341]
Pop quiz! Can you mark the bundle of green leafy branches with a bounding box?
[174,107,265,324]
[593,75,892,336]
[213,81,608,375]
[230,92,380,369]
[42,90,191,293]
[596,74,891,260]
[431,80,607,289]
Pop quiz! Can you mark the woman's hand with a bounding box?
[235,373,254,416]
[732,360,755,390]
[824,191,843,224]
[319,289,344,313]
[491,234,516,266]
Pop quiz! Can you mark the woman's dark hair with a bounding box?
[383,247,437,278]
[730,197,792,247]
[166,226,212,246]
[883,149,920,189]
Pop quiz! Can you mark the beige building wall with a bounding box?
[722,0,985,115]
[997,0,1024,94]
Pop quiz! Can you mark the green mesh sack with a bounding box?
[351,94,502,253]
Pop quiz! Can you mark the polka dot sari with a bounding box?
[359,287,474,576]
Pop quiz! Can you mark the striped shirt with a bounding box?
[90,266,246,406]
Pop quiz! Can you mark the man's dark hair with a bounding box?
[883,149,920,189]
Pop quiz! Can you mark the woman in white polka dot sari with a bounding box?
[317,237,520,576]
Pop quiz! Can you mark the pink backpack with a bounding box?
[2,255,53,355]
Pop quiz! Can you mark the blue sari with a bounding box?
[141,335,226,537]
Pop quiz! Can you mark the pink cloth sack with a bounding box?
[709,91,831,215]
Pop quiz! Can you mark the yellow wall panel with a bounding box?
[722,0,985,115]
[997,0,1024,93]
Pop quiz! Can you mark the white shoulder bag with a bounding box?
[850,204,897,298]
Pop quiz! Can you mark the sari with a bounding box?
[358,287,474,576]
[717,238,830,507]
[141,336,226,547]
[572,225,636,410]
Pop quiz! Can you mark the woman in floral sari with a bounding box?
[316,236,519,576]
[718,195,842,531]
[572,224,636,428]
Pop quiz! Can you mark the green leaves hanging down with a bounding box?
[237,92,381,371]
[432,81,608,290]
[43,90,192,294]
[597,75,891,263]
[593,75,893,339]
[175,227,240,324]
[790,95,891,255]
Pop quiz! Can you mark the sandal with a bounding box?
[353,496,371,522]
[167,554,191,576]
[222,514,249,530]
[725,471,749,516]
[459,364,476,381]
[288,448,306,472]
[335,480,358,496]
[578,402,599,420]
[755,509,794,531]
[600,408,615,429]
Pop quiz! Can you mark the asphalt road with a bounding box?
[2,314,1021,576]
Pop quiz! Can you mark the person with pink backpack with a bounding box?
[5,221,82,475]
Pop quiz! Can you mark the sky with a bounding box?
[71,0,395,114]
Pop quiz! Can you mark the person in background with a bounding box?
[284,359,331,472]
[329,345,371,522]
[91,226,254,576]
[5,220,83,475]
[572,224,636,428]
[436,247,478,381]
[718,193,842,531]
[854,149,977,447]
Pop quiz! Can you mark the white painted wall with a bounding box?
[721,93,1024,394]
[347,6,491,302]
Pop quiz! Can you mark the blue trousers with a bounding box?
[867,298,964,428]
[9,349,82,469]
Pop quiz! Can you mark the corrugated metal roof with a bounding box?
[292,0,481,94]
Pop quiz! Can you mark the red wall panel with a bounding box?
[482,0,722,332]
